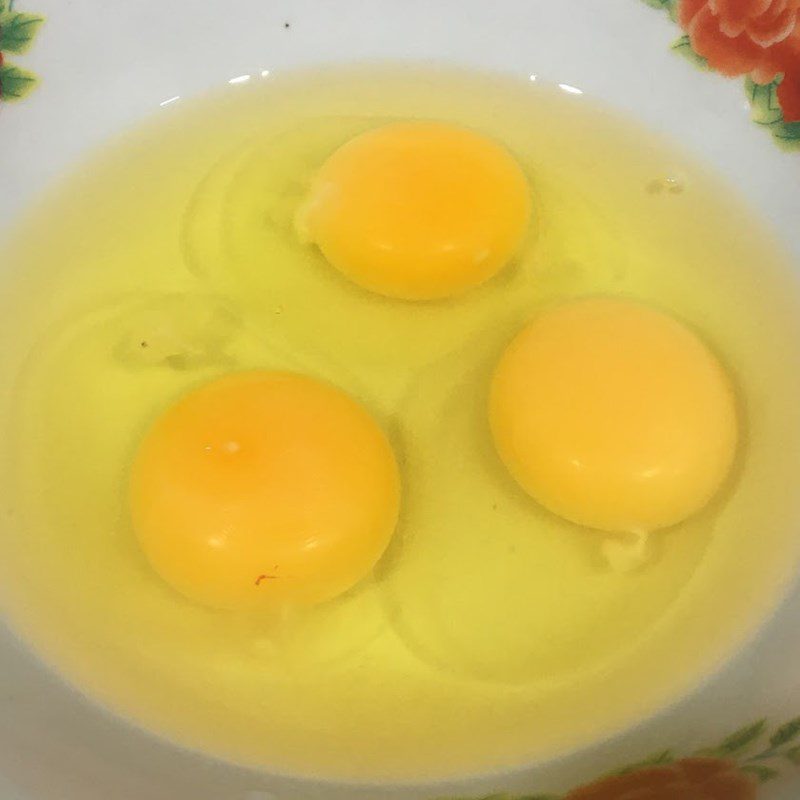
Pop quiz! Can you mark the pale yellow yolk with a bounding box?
[130,371,401,610]
[490,298,738,533]
[299,121,532,300]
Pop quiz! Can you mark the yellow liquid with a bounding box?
[1,65,800,781]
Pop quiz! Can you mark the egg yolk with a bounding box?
[129,371,401,610]
[298,121,532,300]
[490,298,738,533]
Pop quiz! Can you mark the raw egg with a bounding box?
[130,371,401,609]
[298,121,532,300]
[490,297,738,533]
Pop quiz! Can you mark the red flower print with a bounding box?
[564,757,758,800]
[679,0,800,83]
[777,67,800,119]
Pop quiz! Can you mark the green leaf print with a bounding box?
[770,717,800,748]
[670,34,709,69]
[741,764,780,783]
[0,63,38,100]
[770,120,800,146]
[614,750,675,775]
[0,11,44,54]
[746,77,784,126]
[717,719,767,755]
[641,0,678,17]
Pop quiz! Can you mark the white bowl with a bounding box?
[1,1,800,799]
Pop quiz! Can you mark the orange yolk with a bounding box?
[130,371,401,610]
[298,121,532,300]
[490,298,738,533]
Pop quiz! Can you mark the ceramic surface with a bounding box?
[1,2,800,798]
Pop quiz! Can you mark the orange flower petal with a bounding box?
[712,0,774,30]
[746,7,798,46]
[677,757,737,781]
[702,771,759,800]
[751,62,782,80]
[689,4,765,74]
[680,0,711,28]
[620,786,702,800]
[777,68,800,120]
[566,766,685,800]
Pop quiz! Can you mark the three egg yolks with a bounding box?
[298,121,532,300]
[490,297,738,533]
[130,127,740,608]
[129,371,401,610]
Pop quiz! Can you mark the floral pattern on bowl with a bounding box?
[645,0,800,148]
[0,0,43,102]
[447,717,800,799]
